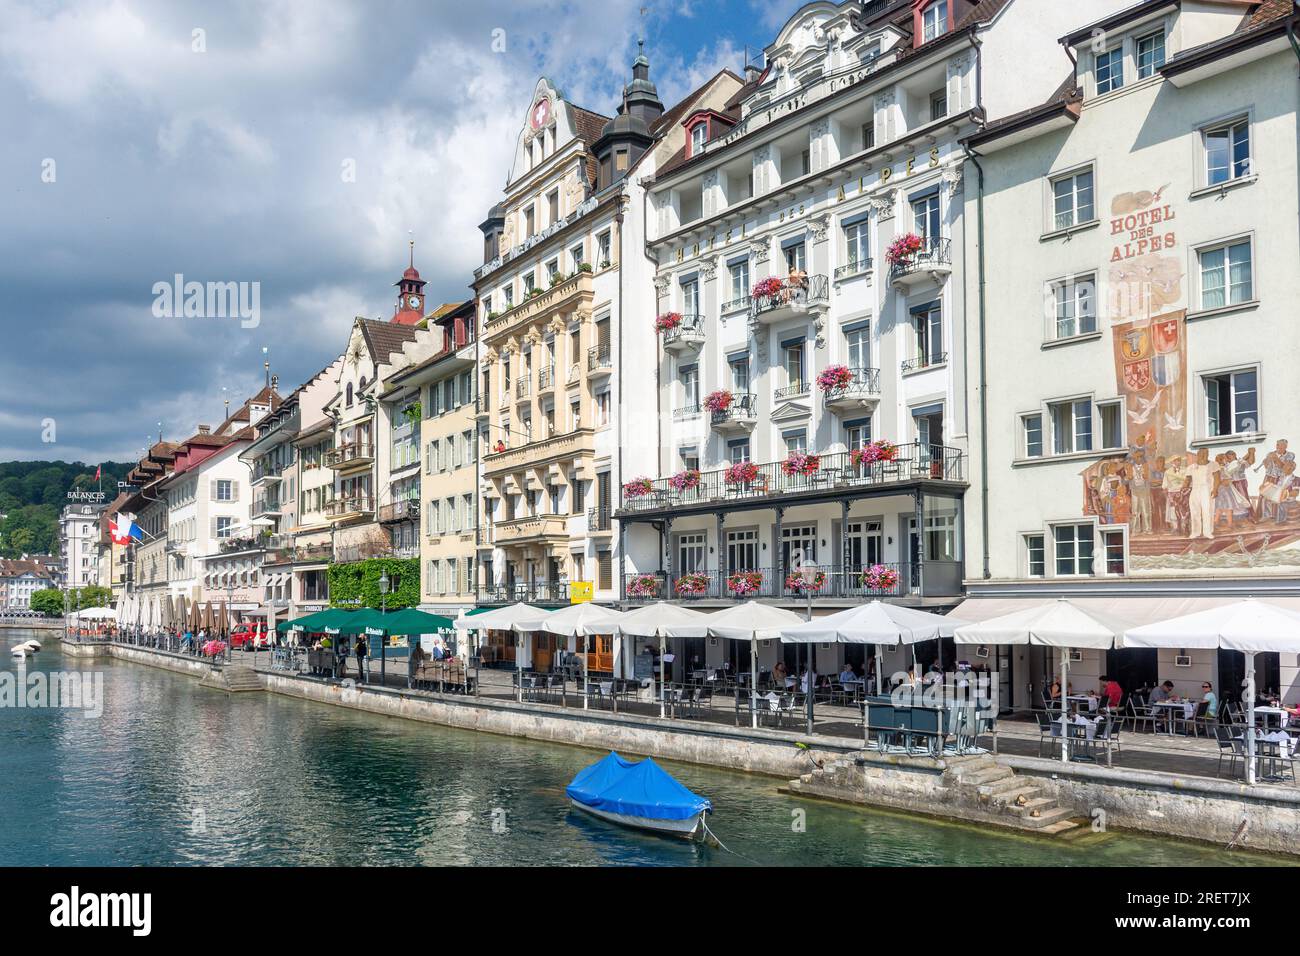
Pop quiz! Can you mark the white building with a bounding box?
[958,0,1300,706]
[620,0,1129,681]
[59,501,106,590]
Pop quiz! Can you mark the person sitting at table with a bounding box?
[800,666,817,694]
[924,662,943,686]
[1046,678,1062,703]
[772,661,788,688]
[1149,680,1174,704]
[1100,675,1123,710]
[1201,682,1219,719]
[839,662,857,684]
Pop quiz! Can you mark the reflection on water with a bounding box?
[0,631,1284,867]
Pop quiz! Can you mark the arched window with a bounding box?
[346,383,353,407]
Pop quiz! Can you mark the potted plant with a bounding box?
[623,476,655,499]
[668,469,701,492]
[860,564,900,592]
[785,569,827,593]
[781,452,821,477]
[674,573,710,596]
[577,262,593,274]
[550,272,567,287]
[727,571,764,597]
[704,389,734,415]
[724,461,760,485]
[886,232,925,267]
[751,276,784,300]
[627,574,660,598]
[817,365,853,392]
[655,312,684,333]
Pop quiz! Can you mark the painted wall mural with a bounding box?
[1080,186,1298,573]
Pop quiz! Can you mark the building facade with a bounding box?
[960,0,1300,706]
[59,501,107,591]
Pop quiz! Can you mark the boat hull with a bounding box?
[569,799,706,840]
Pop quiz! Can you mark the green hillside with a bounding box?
[0,461,133,557]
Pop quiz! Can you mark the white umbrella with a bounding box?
[955,599,1131,764]
[1124,598,1300,785]
[455,604,546,702]
[514,604,627,711]
[71,607,117,621]
[782,601,968,725]
[666,602,805,729]
[616,603,711,718]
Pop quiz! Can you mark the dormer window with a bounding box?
[1095,47,1124,95]
[922,1,948,43]
[1136,30,1166,79]
[689,120,707,157]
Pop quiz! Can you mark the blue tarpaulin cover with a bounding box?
[566,752,712,821]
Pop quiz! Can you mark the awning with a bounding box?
[951,594,1300,629]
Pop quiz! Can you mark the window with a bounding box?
[215,516,233,539]
[677,532,706,574]
[781,525,817,570]
[729,260,749,305]
[1025,534,1046,577]
[680,364,699,408]
[597,231,612,267]
[546,189,559,225]
[910,302,943,368]
[1051,169,1095,230]
[1095,47,1123,95]
[1022,413,1044,458]
[1136,31,1165,78]
[570,243,585,272]
[782,339,805,389]
[929,89,948,122]
[922,0,948,42]
[727,529,758,572]
[523,271,536,293]
[1054,524,1094,576]
[690,122,706,156]
[729,356,750,394]
[1198,239,1252,309]
[784,241,806,273]
[1050,398,1092,454]
[727,439,751,464]
[680,446,700,472]
[681,278,700,316]
[782,428,808,456]
[524,206,536,238]
[1204,118,1250,186]
[595,390,611,426]
[1204,368,1258,437]
[1099,401,1124,450]
[861,123,875,152]
[800,149,811,177]
[845,323,870,371]
[911,191,940,240]
[598,552,613,591]
[214,480,233,501]
[1102,528,1126,575]
[1051,274,1097,338]
[845,418,872,450]
[844,219,869,270]
[545,259,559,283]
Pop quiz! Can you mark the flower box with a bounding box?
[751,276,785,299]
[668,469,701,492]
[885,233,924,267]
[655,312,684,333]
[860,564,900,591]
[623,477,654,499]
[724,461,760,485]
[674,573,710,596]
[704,390,734,414]
[781,453,821,477]
[850,441,898,468]
[785,570,827,593]
[817,365,853,392]
[627,575,661,598]
[727,571,764,597]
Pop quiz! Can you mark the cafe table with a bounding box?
[1150,699,1198,735]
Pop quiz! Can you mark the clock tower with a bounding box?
[392,240,427,325]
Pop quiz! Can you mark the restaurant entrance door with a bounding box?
[1106,648,1157,700]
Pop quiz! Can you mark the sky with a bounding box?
[0,0,799,466]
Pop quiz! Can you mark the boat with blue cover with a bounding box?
[565,752,713,839]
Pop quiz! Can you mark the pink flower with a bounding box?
[724,461,760,485]
[705,390,734,414]
[817,365,853,392]
[886,233,925,267]
[655,312,683,333]
[623,477,654,499]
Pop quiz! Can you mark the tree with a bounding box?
[29,589,64,617]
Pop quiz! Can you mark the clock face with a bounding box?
[530,98,551,130]
[407,295,421,309]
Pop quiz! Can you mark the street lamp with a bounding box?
[378,569,390,687]
[793,549,818,734]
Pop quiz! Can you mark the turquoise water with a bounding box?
[0,630,1283,866]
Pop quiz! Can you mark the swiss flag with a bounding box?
[94,465,101,482]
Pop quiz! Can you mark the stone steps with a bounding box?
[198,665,263,693]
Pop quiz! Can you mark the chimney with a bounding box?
[745,62,763,85]
[197,425,211,435]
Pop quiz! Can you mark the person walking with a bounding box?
[355,635,369,684]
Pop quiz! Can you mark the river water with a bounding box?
[0,630,1282,866]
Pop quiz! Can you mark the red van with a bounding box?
[230,622,268,651]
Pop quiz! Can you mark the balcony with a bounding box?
[493,515,568,546]
[483,427,597,477]
[888,236,952,289]
[588,507,613,534]
[483,271,593,343]
[721,295,751,315]
[251,497,282,519]
[515,378,531,402]
[661,314,705,354]
[750,274,829,325]
[823,367,883,412]
[251,464,285,487]
[901,352,949,374]
[587,343,612,376]
[326,443,375,471]
[673,404,702,421]
[773,381,809,403]
[325,495,376,521]
[481,581,571,606]
[834,258,874,281]
[538,365,556,392]
[618,442,965,515]
[709,393,759,433]
[623,561,963,603]
[378,499,421,524]
[475,396,490,421]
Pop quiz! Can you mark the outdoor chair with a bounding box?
[1035,711,1055,757]
[1125,696,1154,734]
[1181,700,1211,738]
[1214,724,1241,779]
[1094,716,1121,767]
